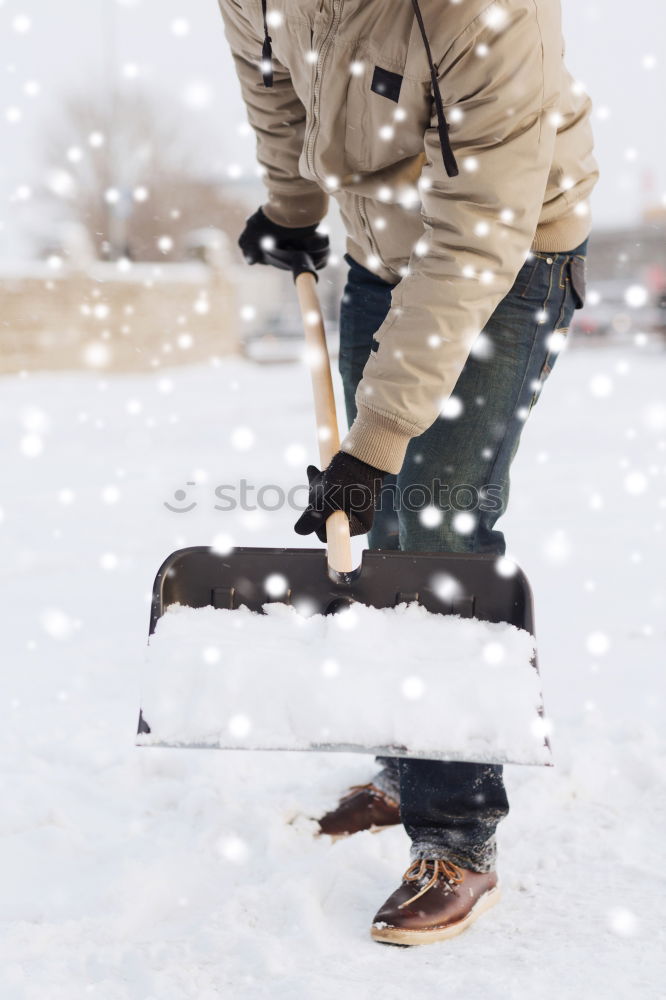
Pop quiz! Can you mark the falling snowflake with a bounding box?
[101,485,120,504]
[13,14,32,33]
[452,511,476,535]
[183,81,212,109]
[20,433,43,457]
[231,426,254,451]
[334,608,358,631]
[228,714,251,738]
[264,573,288,598]
[607,908,638,937]
[211,534,234,555]
[589,374,613,398]
[170,17,190,36]
[624,471,648,495]
[440,396,464,419]
[542,529,572,565]
[431,572,463,601]
[284,443,306,466]
[419,506,443,529]
[495,556,518,578]
[216,834,249,863]
[586,631,610,656]
[624,285,648,308]
[402,676,425,699]
[483,642,506,665]
[41,608,74,640]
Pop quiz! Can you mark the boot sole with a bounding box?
[370,885,501,946]
[323,821,400,842]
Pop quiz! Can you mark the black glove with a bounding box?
[294,451,386,542]
[238,207,329,269]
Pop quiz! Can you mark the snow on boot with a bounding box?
[316,783,400,840]
[371,859,500,945]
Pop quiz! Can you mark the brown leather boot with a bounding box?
[371,859,500,945]
[316,783,401,840]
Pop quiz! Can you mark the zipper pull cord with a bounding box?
[410,0,459,178]
[260,0,274,88]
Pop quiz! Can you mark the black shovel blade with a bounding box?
[137,546,535,738]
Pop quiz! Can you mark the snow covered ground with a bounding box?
[1,341,665,998]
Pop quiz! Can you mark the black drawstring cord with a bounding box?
[258,0,457,177]
[260,0,274,87]
[410,0,459,178]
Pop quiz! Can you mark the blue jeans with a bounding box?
[339,240,587,870]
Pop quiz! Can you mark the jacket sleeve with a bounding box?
[341,1,565,474]
[217,0,328,227]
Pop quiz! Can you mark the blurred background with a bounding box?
[1,4,665,993]
[1,0,666,370]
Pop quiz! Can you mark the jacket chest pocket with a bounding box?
[344,60,431,171]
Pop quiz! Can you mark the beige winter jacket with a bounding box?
[218,0,598,473]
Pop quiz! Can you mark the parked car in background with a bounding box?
[572,279,666,345]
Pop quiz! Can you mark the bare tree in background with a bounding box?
[36,88,249,262]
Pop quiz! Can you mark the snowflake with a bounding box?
[483,642,505,665]
[264,573,288,598]
[452,511,476,535]
[211,534,234,555]
[284,443,306,466]
[20,433,43,457]
[419,506,442,529]
[624,285,648,308]
[171,18,190,37]
[402,676,425,699]
[228,714,252,738]
[440,396,464,419]
[217,834,249,863]
[41,608,74,640]
[589,374,613,398]
[13,14,32,33]
[542,529,572,565]
[624,471,647,496]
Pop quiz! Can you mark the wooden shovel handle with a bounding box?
[294,271,353,574]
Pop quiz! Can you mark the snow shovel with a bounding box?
[136,250,550,766]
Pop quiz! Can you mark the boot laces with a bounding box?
[398,858,464,908]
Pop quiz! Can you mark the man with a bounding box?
[218,0,598,945]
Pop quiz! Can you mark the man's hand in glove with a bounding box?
[294,451,386,542]
[238,207,329,269]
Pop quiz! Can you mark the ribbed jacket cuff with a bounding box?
[263,188,329,228]
[341,404,421,475]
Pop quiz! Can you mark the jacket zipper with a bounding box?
[305,0,343,177]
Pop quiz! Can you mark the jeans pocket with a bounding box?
[519,253,557,302]
[568,256,587,309]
